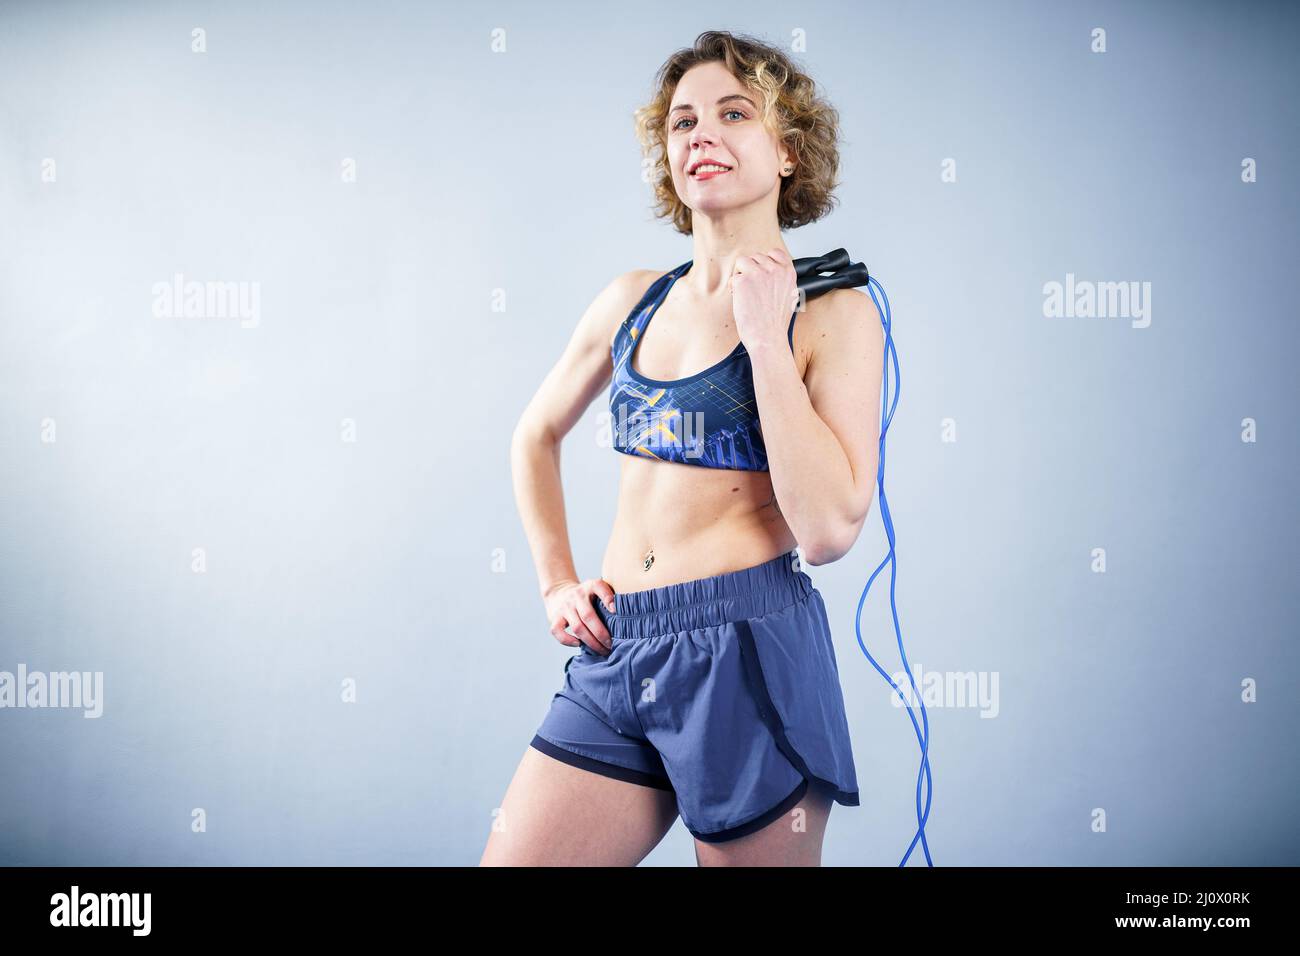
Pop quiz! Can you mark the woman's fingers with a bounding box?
[567,616,604,655]
[590,580,617,613]
[574,601,612,654]
[550,618,580,647]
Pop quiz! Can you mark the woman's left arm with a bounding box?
[749,288,885,565]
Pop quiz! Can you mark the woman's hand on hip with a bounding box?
[543,578,616,655]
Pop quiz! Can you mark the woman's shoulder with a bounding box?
[621,265,672,290]
[599,265,673,307]
[794,286,880,370]
[602,266,674,350]
[802,285,878,330]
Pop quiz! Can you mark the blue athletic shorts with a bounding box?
[530,548,860,844]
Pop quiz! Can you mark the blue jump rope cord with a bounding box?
[854,275,934,867]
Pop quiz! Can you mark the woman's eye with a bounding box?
[672,109,746,131]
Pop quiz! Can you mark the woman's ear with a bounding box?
[778,144,796,176]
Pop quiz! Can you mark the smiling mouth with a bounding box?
[691,163,733,177]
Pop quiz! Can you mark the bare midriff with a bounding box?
[600,454,796,594]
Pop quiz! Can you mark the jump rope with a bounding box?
[794,249,933,867]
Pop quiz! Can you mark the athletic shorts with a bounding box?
[530,548,860,844]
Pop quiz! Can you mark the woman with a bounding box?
[481,30,884,867]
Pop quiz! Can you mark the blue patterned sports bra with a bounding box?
[609,260,798,471]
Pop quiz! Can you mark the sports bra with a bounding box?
[608,260,798,471]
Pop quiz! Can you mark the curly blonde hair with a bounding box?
[633,30,842,235]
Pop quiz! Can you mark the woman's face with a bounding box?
[665,61,790,221]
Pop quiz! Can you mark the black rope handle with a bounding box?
[793,248,870,302]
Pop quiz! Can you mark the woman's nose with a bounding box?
[689,124,717,149]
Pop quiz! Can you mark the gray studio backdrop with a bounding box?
[1,0,1296,866]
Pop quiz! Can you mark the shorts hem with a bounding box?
[687,777,811,844]
[529,734,676,792]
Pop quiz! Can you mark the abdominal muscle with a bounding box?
[599,454,796,594]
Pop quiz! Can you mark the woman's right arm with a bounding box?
[510,268,651,653]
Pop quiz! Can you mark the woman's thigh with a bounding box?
[692,781,835,867]
[480,745,680,866]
